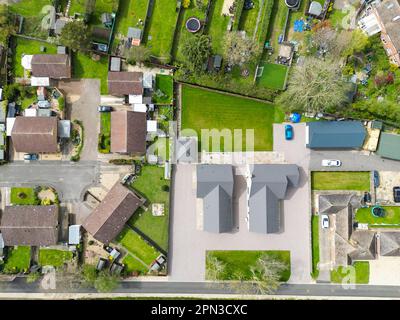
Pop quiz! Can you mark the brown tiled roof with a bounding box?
[31,54,71,79]
[376,0,400,51]
[108,71,143,96]
[111,111,146,154]
[82,182,144,244]
[11,117,58,153]
[0,205,59,246]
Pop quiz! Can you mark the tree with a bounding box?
[337,29,369,58]
[94,271,120,293]
[249,254,288,294]
[182,34,212,74]
[309,22,337,54]
[224,32,260,66]
[59,20,91,52]
[205,254,226,281]
[85,0,96,15]
[0,4,16,45]
[127,46,151,65]
[277,57,351,114]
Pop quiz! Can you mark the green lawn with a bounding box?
[311,172,370,191]
[72,52,109,94]
[3,246,31,274]
[12,37,57,78]
[39,249,73,267]
[331,262,369,284]
[239,0,262,37]
[153,75,174,104]
[311,215,320,279]
[116,228,159,266]
[10,187,38,205]
[181,85,284,151]
[266,0,289,59]
[115,0,149,36]
[206,250,291,281]
[174,1,209,62]
[69,0,86,15]
[90,0,119,26]
[129,165,170,251]
[258,63,288,90]
[206,0,230,55]
[122,254,149,275]
[355,207,400,227]
[145,0,179,62]
[9,0,52,17]
[328,9,348,29]
[98,112,111,153]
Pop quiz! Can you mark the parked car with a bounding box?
[363,192,372,203]
[321,215,329,229]
[150,255,167,272]
[321,159,341,167]
[121,173,135,185]
[24,153,38,161]
[373,171,380,188]
[394,187,400,203]
[285,124,294,140]
[98,105,112,112]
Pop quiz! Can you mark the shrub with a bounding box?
[18,192,27,199]
[182,0,191,8]
[109,159,135,165]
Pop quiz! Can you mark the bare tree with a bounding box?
[224,32,260,66]
[277,57,351,114]
[249,254,288,295]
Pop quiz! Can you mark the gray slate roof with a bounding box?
[197,165,233,233]
[380,232,400,256]
[249,164,299,234]
[307,121,366,149]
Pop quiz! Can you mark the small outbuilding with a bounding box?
[377,132,400,161]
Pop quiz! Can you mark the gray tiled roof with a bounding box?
[197,165,233,233]
[380,232,400,256]
[249,164,299,234]
[307,121,366,149]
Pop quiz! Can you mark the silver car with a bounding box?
[321,215,329,229]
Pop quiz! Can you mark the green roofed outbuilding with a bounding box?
[377,132,400,161]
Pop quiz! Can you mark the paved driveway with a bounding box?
[58,79,100,161]
[0,161,99,202]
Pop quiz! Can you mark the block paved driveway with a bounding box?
[169,124,312,283]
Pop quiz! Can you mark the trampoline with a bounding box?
[371,206,385,218]
[186,17,201,33]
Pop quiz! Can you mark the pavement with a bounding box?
[0,161,99,202]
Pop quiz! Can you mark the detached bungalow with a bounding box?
[83,182,145,244]
[108,71,143,96]
[31,54,71,79]
[11,116,58,153]
[306,121,366,149]
[0,205,59,246]
[111,111,146,154]
[196,165,234,234]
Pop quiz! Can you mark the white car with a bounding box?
[321,159,342,167]
[321,215,329,229]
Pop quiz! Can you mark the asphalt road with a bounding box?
[0,161,99,201]
[310,150,400,171]
[4,278,400,298]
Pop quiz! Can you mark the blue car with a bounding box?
[285,124,294,140]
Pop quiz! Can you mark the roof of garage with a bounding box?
[306,121,366,149]
[377,132,400,160]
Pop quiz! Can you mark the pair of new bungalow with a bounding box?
[197,164,300,234]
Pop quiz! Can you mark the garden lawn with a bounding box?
[69,0,86,15]
[72,52,109,94]
[239,0,262,37]
[265,0,288,59]
[3,246,31,274]
[181,85,284,151]
[12,37,57,78]
[90,0,119,26]
[10,187,38,205]
[311,172,370,191]
[115,0,149,36]
[311,215,320,279]
[39,249,73,267]
[206,250,291,281]
[331,262,369,284]
[206,0,230,54]
[355,207,400,227]
[174,1,209,62]
[129,165,170,251]
[153,75,173,104]
[9,0,52,17]
[122,254,149,274]
[116,228,159,266]
[258,63,288,90]
[145,0,179,62]
[328,9,348,29]
[98,112,111,153]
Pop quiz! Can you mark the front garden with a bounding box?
[311,172,371,191]
[10,187,39,205]
[2,246,31,274]
[311,215,320,279]
[181,85,284,151]
[331,261,370,284]
[98,112,111,153]
[39,249,73,267]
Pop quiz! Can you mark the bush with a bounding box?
[182,0,191,8]
[109,159,135,165]
[18,192,27,199]
[162,185,169,192]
